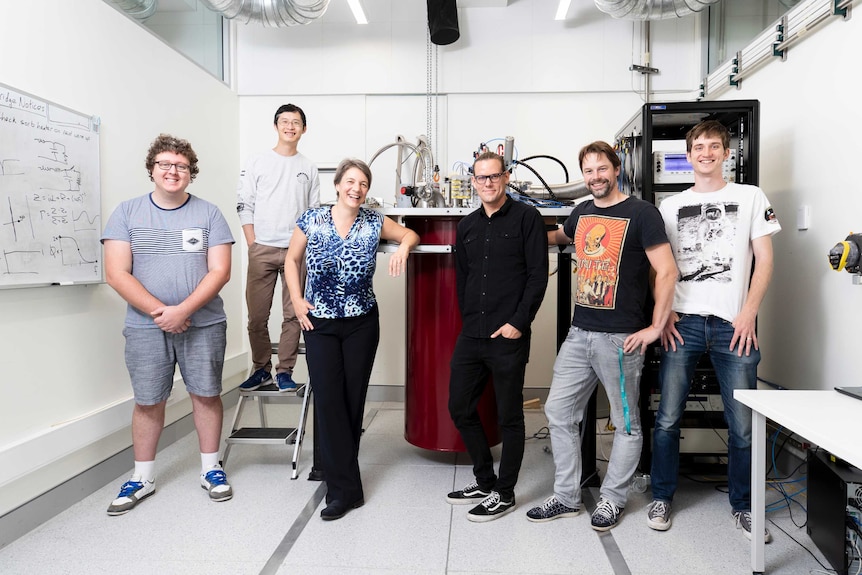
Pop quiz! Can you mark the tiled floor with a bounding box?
[0,401,830,574]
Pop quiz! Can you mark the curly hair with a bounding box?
[145,134,200,182]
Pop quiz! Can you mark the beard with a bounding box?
[589,179,612,198]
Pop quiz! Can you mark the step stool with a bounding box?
[221,342,312,480]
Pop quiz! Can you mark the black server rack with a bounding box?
[613,100,760,473]
[614,99,760,204]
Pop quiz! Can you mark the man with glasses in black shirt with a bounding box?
[446,151,549,522]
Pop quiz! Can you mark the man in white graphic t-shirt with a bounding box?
[648,120,782,542]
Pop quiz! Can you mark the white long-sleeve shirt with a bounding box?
[236,150,320,248]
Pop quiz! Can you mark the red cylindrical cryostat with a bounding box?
[403,215,500,451]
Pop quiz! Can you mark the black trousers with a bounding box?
[448,333,529,500]
[305,306,380,505]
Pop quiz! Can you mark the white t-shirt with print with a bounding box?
[659,182,781,323]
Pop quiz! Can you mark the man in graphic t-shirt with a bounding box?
[525,141,677,531]
[647,120,781,542]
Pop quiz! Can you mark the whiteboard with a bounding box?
[0,82,101,288]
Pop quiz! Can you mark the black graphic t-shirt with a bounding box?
[562,197,668,333]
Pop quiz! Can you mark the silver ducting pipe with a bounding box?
[110,0,157,20]
[594,0,720,20]
[525,181,590,201]
[198,0,330,27]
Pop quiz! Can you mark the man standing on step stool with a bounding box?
[237,103,320,392]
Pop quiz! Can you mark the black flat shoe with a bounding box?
[320,498,365,521]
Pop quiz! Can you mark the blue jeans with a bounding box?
[544,326,644,509]
[651,314,759,512]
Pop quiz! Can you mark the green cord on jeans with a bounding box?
[618,347,631,435]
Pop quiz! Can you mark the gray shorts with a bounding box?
[123,322,227,405]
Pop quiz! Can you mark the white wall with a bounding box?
[712,12,862,391]
[0,0,241,516]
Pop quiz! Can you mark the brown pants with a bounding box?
[245,243,302,374]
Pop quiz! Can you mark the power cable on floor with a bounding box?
[767,517,834,573]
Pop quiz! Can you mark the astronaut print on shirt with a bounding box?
[573,215,630,309]
[675,201,738,283]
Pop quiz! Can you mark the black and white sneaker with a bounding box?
[591,497,624,531]
[467,491,515,522]
[526,495,580,523]
[446,481,491,505]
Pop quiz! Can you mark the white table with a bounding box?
[734,389,862,574]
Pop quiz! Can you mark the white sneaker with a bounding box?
[107,476,155,516]
[200,465,233,502]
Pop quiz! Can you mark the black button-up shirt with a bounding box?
[455,197,549,337]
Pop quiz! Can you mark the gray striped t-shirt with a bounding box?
[101,193,234,328]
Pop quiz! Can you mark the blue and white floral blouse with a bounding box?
[296,206,384,319]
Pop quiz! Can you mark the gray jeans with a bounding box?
[544,326,644,509]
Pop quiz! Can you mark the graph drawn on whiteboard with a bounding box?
[0,82,101,288]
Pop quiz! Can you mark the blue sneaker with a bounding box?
[239,368,272,391]
[276,372,297,392]
[200,466,233,502]
[107,476,155,516]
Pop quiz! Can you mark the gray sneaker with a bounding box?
[646,500,672,531]
[526,495,580,523]
[733,510,773,543]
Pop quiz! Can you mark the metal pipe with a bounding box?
[525,180,590,201]
[198,0,330,27]
[110,0,157,20]
[594,0,720,20]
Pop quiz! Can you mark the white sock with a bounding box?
[134,460,155,483]
[201,452,220,473]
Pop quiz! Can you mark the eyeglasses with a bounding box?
[277,119,304,128]
[154,161,190,173]
[473,172,505,184]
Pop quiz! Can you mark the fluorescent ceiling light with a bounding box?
[347,0,368,24]
[554,0,571,20]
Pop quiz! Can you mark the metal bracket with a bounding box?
[728,51,741,88]
[629,64,660,75]
[834,0,851,19]
[772,16,787,60]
